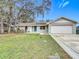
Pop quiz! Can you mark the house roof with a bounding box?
[17,17,78,26]
[48,17,78,26]
[54,17,77,24]
[17,22,47,26]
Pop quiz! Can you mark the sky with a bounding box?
[37,0,79,22]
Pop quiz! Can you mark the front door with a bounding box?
[34,26,37,32]
[25,26,27,32]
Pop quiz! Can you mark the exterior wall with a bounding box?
[72,24,76,34]
[37,26,40,33]
[18,19,77,34]
[27,26,32,32]
[40,29,46,33]
[31,26,40,33]
[19,26,47,33]
[39,26,47,33]
[19,25,76,34]
[19,26,25,32]
[46,26,49,33]
[49,19,77,34]
[19,26,39,33]
[31,26,47,33]
[48,24,51,33]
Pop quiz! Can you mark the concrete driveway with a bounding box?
[50,34,79,59]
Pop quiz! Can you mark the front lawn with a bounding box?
[0,34,71,59]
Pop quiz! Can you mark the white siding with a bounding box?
[50,26,73,34]
[48,24,51,33]
[27,26,32,32]
[37,26,40,33]
[72,24,76,34]
[19,27,25,32]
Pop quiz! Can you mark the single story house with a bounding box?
[18,17,77,34]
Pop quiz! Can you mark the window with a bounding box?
[40,26,45,30]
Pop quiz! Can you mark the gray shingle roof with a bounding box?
[17,22,47,26]
[17,17,78,26]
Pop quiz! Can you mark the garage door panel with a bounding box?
[51,26,72,34]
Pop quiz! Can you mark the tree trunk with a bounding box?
[1,19,4,33]
[8,3,13,33]
[8,25,11,33]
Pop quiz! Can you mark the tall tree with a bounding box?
[0,0,6,33]
[16,0,51,21]
[13,0,51,32]
[5,0,14,32]
[0,0,51,33]
[36,0,51,18]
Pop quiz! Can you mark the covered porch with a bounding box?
[18,22,49,34]
[24,25,48,34]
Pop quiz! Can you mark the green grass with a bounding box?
[0,34,71,59]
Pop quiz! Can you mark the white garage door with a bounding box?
[51,26,72,34]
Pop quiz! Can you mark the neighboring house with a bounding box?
[76,26,79,34]
[18,17,78,34]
